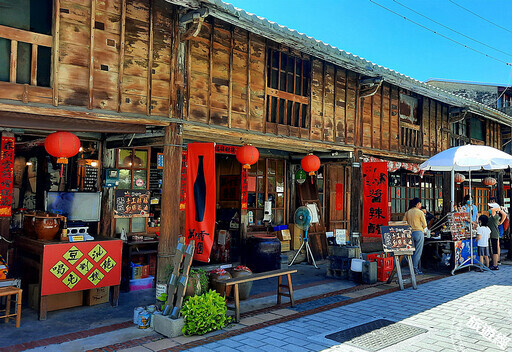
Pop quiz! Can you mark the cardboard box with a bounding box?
[276,229,291,241]
[291,224,304,250]
[132,264,143,279]
[28,284,83,311]
[141,265,149,278]
[84,286,110,306]
[281,240,290,252]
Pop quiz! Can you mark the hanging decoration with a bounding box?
[236,144,259,169]
[44,132,81,177]
[454,173,465,184]
[483,177,497,187]
[301,153,320,176]
[0,133,15,217]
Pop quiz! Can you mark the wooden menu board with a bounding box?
[447,212,470,241]
[114,190,150,218]
[381,225,415,253]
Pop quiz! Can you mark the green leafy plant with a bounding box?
[193,268,209,295]
[180,290,231,335]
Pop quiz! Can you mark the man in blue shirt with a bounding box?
[462,194,478,223]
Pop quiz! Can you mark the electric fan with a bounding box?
[289,206,318,268]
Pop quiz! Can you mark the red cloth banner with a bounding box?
[336,183,343,211]
[179,150,188,211]
[241,168,248,210]
[0,135,14,217]
[185,143,216,262]
[41,240,122,295]
[362,162,389,238]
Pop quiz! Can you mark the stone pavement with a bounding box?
[120,265,512,352]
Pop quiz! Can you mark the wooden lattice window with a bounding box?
[266,49,310,128]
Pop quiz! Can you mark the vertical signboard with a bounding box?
[179,150,187,211]
[0,134,14,216]
[362,162,389,238]
[185,143,215,262]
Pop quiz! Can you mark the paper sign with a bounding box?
[335,229,347,245]
[306,203,319,223]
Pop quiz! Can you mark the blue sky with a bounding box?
[225,0,512,86]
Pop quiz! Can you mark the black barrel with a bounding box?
[245,234,281,273]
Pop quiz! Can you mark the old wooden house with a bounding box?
[1,0,511,278]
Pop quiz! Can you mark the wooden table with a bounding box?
[221,268,297,322]
[15,235,122,320]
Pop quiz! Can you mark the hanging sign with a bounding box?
[114,190,150,217]
[241,168,248,210]
[0,134,14,217]
[179,150,187,210]
[296,169,307,184]
[41,240,122,295]
[215,144,239,155]
[157,153,164,169]
[185,143,216,262]
[362,162,389,238]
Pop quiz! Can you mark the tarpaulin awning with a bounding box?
[362,156,424,175]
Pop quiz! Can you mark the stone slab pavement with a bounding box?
[180,266,512,352]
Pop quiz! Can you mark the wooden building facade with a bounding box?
[1,0,511,272]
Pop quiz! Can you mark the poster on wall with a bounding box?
[114,190,150,217]
[41,240,122,295]
[362,162,389,238]
[185,143,216,262]
[0,134,14,217]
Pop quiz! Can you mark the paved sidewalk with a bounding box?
[173,266,511,352]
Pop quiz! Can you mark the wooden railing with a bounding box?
[400,123,422,155]
[0,24,52,86]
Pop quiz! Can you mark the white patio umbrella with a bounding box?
[420,144,512,274]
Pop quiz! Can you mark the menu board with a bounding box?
[447,212,470,241]
[114,190,150,218]
[381,225,415,253]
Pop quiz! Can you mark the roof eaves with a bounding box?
[200,0,512,125]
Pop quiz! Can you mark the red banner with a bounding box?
[0,134,14,217]
[362,162,389,238]
[41,240,122,295]
[185,143,216,262]
[336,183,343,211]
[179,150,188,211]
[241,168,248,210]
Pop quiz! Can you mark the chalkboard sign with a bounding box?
[446,212,470,241]
[381,225,415,253]
[114,190,150,218]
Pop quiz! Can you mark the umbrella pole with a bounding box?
[451,169,455,211]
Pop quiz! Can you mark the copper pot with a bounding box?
[33,213,62,241]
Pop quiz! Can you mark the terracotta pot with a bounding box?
[185,274,201,297]
[228,269,253,300]
[34,213,62,241]
[209,271,232,297]
[23,211,46,238]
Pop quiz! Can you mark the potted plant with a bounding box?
[180,290,231,335]
[208,268,232,297]
[227,265,253,300]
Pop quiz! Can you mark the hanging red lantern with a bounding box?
[483,177,497,187]
[45,132,81,177]
[454,173,465,184]
[301,153,320,176]
[236,144,259,169]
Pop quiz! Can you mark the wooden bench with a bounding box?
[0,286,22,328]
[221,268,297,322]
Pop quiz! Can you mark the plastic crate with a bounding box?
[129,275,154,291]
[366,253,383,262]
[376,257,394,270]
[377,267,393,282]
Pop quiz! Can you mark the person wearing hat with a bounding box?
[403,197,427,275]
[488,202,506,270]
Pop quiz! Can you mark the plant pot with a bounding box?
[185,273,202,297]
[228,269,252,300]
[209,270,232,297]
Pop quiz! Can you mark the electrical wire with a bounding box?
[368,0,512,67]
[448,0,512,36]
[496,66,512,104]
[392,0,512,58]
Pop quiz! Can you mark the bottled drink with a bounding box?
[194,156,206,222]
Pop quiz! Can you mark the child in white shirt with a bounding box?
[476,215,491,270]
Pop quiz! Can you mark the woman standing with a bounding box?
[403,197,427,275]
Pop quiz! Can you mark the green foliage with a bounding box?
[196,268,209,295]
[180,290,231,336]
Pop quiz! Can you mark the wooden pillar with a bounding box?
[497,171,504,206]
[350,149,362,243]
[157,123,183,283]
[442,171,452,215]
[100,143,115,237]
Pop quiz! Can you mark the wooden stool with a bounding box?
[0,286,22,328]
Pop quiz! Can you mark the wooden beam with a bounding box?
[248,32,253,131]
[147,0,154,116]
[169,8,177,118]
[0,25,52,47]
[10,40,17,83]
[207,22,213,124]
[228,25,233,128]
[322,61,326,141]
[51,0,60,106]
[117,0,126,113]
[88,0,96,110]
[31,44,38,86]
[157,123,183,283]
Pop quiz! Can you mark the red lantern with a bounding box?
[301,153,320,176]
[454,173,465,184]
[483,177,497,187]
[45,132,81,177]
[236,144,259,169]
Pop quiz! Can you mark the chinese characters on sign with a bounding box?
[362,162,389,238]
[241,169,248,210]
[0,134,14,217]
[380,225,415,252]
[215,145,239,155]
[42,240,122,295]
[180,150,187,210]
[114,190,150,217]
